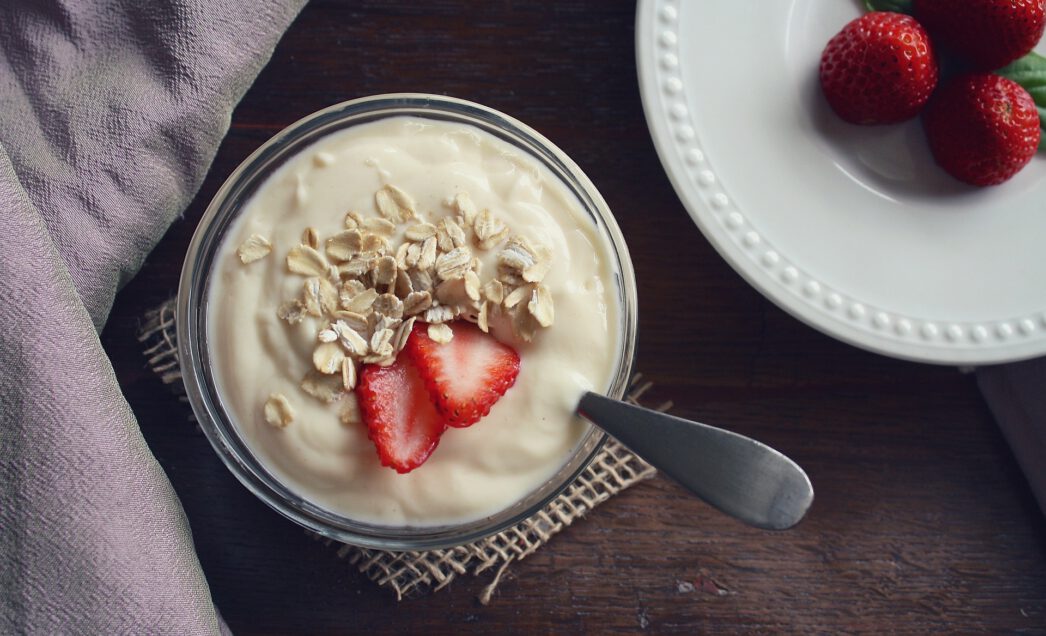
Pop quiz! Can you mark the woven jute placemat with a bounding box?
[138,299,663,602]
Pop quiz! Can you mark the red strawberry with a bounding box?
[923,73,1040,186]
[913,0,1046,71]
[820,12,938,124]
[357,356,447,473]
[406,321,520,428]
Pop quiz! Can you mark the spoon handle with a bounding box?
[577,392,813,530]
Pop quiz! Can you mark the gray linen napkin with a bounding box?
[978,361,1046,515]
[0,0,305,632]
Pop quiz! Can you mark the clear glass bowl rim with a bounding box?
[177,93,639,551]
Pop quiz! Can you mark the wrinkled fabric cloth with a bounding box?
[0,0,305,633]
[978,360,1046,515]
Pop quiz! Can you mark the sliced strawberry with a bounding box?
[357,356,447,473]
[406,321,521,428]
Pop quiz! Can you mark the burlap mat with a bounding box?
[138,299,663,602]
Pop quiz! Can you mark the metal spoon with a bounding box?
[577,392,814,530]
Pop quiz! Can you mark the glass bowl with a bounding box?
[177,94,638,551]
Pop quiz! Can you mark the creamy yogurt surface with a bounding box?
[208,116,622,526]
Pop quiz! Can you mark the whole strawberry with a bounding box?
[820,12,938,124]
[913,0,1046,71]
[923,73,1040,185]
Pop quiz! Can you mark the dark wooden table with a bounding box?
[101,1,1046,633]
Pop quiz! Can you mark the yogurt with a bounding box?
[208,116,622,526]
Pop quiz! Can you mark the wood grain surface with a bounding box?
[100,1,1046,633]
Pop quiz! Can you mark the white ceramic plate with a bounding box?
[636,0,1046,365]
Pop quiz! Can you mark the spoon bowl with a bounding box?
[578,392,814,530]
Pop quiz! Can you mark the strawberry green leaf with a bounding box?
[1039,107,1046,151]
[863,0,912,13]
[997,52,1046,151]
